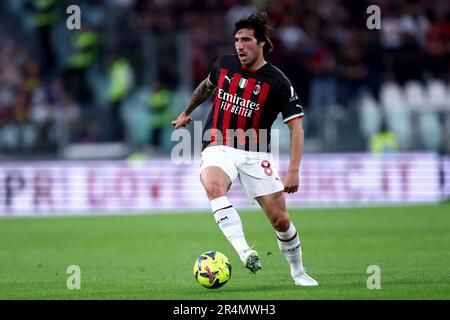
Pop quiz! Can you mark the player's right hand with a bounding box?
[171,112,192,129]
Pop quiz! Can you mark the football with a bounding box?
[193,251,232,289]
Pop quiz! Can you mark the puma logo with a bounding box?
[224,75,232,84]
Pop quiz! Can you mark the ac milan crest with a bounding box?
[253,83,261,95]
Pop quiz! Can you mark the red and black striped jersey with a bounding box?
[202,54,304,152]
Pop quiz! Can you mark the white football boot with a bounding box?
[293,272,319,286]
[240,249,262,274]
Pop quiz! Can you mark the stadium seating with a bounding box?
[398,80,445,151]
[428,79,450,111]
[380,81,412,150]
[418,112,442,151]
[358,91,382,142]
[121,88,151,149]
[404,80,428,112]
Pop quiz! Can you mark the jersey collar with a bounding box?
[241,61,268,73]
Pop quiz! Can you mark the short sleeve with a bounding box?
[278,79,304,124]
[207,57,221,87]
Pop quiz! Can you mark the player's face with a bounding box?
[234,28,264,68]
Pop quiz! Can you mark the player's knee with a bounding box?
[204,182,227,200]
[271,213,291,232]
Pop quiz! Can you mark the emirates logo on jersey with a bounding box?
[217,88,260,118]
[253,83,261,95]
[218,89,260,111]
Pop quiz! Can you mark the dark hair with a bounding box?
[234,12,274,56]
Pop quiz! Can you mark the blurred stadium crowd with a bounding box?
[1,0,450,159]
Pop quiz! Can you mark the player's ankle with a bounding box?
[239,248,252,261]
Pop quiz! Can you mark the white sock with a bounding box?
[211,196,250,260]
[276,222,305,278]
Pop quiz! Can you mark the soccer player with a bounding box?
[172,12,318,286]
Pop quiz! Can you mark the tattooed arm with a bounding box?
[172,78,216,129]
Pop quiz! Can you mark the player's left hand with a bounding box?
[171,112,192,129]
[283,170,299,193]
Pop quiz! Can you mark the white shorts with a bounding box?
[200,145,284,201]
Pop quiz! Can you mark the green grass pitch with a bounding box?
[0,203,449,300]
